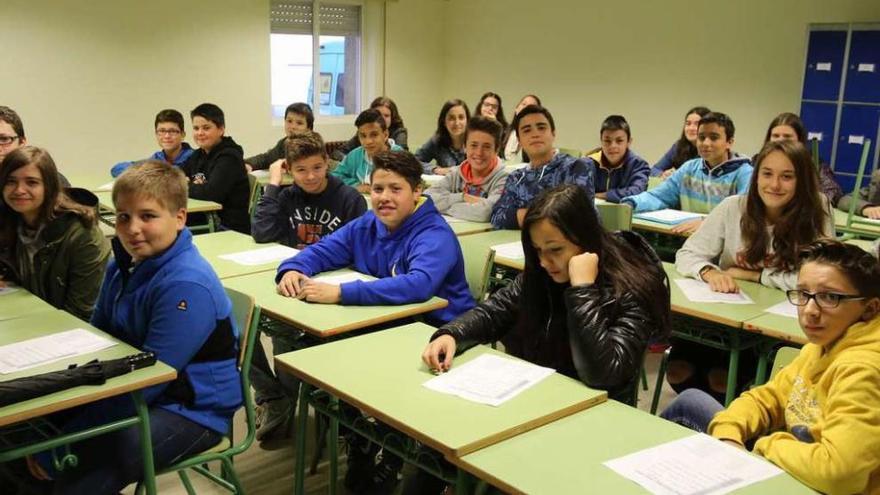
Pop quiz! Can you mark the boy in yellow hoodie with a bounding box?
[661,239,880,495]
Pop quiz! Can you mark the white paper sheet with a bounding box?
[442,215,464,223]
[604,433,782,495]
[249,169,270,179]
[765,300,798,319]
[492,241,524,260]
[634,209,704,225]
[423,354,554,406]
[674,279,754,304]
[95,181,115,192]
[0,329,117,374]
[0,286,20,296]
[218,245,300,266]
[815,62,832,71]
[421,174,445,185]
[313,272,373,285]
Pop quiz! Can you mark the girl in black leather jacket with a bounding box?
[422,183,671,403]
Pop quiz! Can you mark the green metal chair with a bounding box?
[769,346,800,381]
[597,202,633,231]
[247,173,261,219]
[843,139,875,233]
[136,288,260,494]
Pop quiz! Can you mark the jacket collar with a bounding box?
[112,228,194,284]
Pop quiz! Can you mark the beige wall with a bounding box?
[443,0,880,162]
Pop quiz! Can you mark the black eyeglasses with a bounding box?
[786,289,865,309]
[0,135,19,145]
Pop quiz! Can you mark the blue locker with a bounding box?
[844,30,880,103]
[835,172,874,198]
[800,102,837,164]
[834,105,880,175]
[802,30,847,101]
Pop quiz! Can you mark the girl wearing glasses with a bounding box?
[662,240,880,495]
[669,139,834,400]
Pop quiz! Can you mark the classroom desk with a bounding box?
[221,269,447,338]
[456,229,521,298]
[845,237,876,253]
[0,311,176,495]
[455,399,814,495]
[446,219,492,237]
[192,230,291,279]
[631,215,693,237]
[0,288,56,321]
[94,191,222,233]
[834,208,880,239]
[275,322,607,495]
[249,169,294,187]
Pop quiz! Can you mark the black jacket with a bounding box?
[432,231,666,403]
[245,137,286,171]
[251,175,367,248]
[182,136,251,234]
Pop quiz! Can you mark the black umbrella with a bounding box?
[0,352,157,408]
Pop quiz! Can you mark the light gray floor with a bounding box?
[122,335,679,495]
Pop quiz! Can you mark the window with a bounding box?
[270,1,361,118]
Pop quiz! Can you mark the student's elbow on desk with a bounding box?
[757,436,872,495]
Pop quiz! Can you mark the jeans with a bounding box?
[50,407,222,495]
[660,388,725,433]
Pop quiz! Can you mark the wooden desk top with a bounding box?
[193,231,290,280]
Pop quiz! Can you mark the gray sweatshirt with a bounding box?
[675,195,835,291]
[425,159,509,222]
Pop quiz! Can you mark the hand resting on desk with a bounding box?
[422,335,457,373]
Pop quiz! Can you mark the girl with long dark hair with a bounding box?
[415,99,470,175]
[475,91,508,129]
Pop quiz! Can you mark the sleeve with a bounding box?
[751,363,880,495]
[447,170,508,222]
[431,274,522,354]
[564,284,653,391]
[490,172,523,229]
[649,144,676,176]
[88,267,115,332]
[837,191,872,215]
[63,225,110,321]
[569,159,596,201]
[819,164,844,206]
[251,185,288,244]
[275,221,357,280]
[245,139,285,171]
[623,164,684,212]
[708,349,803,445]
[392,127,409,150]
[415,137,438,174]
[424,173,459,214]
[339,226,459,306]
[734,165,753,194]
[342,189,368,223]
[674,200,729,278]
[187,153,247,203]
[330,152,362,186]
[331,134,359,161]
[606,157,650,203]
[111,161,135,178]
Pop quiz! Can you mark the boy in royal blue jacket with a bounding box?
[584,115,649,203]
[37,161,242,493]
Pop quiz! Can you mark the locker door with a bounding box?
[844,30,880,103]
[800,102,837,164]
[834,105,880,179]
[802,30,847,101]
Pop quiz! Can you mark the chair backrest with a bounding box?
[770,346,801,380]
[247,173,260,218]
[597,202,633,231]
[224,287,260,454]
[845,139,873,229]
[226,288,256,368]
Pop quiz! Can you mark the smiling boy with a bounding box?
[584,115,649,203]
[331,108,403,193]
[245,102,313,172]
[425,115,509,222]
[621,112,752,234]
[110,109,195,177]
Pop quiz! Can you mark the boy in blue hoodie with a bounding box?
[585,115,649,203]
[490,105,595,229]
[621,112,753,234]
[331,108,403,193]
[110,109,195,177]
[37,161,242,493]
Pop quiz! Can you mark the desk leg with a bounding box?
[755,350,770,386]
[725,332,740,406]
[455,468,474,495]
[132,391,157,495]
[208,213,217,233]
[294,383,312,495]
[327,396,339,495]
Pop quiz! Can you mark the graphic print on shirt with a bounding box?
[784,374,821,443]
[290,206,343,249]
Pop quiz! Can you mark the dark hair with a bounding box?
[600,115,631,140]
[285,102,315,130]
[370,150,423,190]
[512,105,556,138]
[465,115,504,151]
[369,97,404,132]
[154,109,185,132]
[0,106,25,139]
[355,108,387,131]
[434,99,470,148]
[476,92,508,129]
[698,111,735,140]
[191,103,225,128]
[798,239,880,299]
[285,130,327,163]
[0,147,95,247]
[670,106,710,169]
[763,112,807,145]
[518,185,670,350]
[742,140,827,271]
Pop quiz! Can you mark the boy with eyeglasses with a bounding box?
[661,239,880,495]
[110,109,195,177]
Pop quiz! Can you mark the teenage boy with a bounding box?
[490,105,595,229]
[0,106,70,186]
[426,115,509,222]
[34,161,242,493]
[249,130,366,442]
[584,115,649,203]
[110,109,195,177]
[331,108,403,193]
[621,112,753,234]
[182,103,251,234]
[245,102,314,172]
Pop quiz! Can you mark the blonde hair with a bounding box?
[113,160,188,212]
